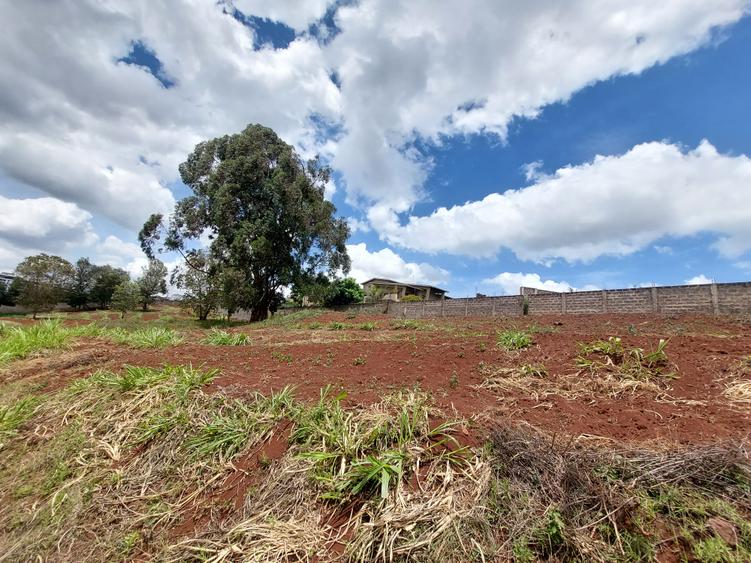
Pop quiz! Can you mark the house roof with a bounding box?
[361,278,448,293]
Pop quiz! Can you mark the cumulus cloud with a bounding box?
[231,0,333,31]
[379,141,751,262]
[483,272,600,295]
[0,0,339,230]
[327,0,749,224]
[686,274,713,285]
[1,0,749,268]
[347,243,449,287]
[0,195,98,270]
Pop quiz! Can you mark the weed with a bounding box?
[108,327,183,348]
[0,320,73,364]
[353,356,367,366]
[358,322,377,331]
[449,371,459,389]
[271,351,293,364]
[328,321,346,330]
[0,396,41,445]
[577,337,674,380]
[390,319,428,330]
[497,329,533,350]
[203,329,250,346]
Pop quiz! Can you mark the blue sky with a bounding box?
[1,1,750,297]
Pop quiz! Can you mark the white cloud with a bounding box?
[232,0,333,31]
[346,218,371,235]
[347,243,449,287]
[0,0,339,230]
[0,195,98,270]
[483,272,599,295]
[378,141,751,262]
[653,245,673,255]
[327,0,749,225]
[686,274,713,285]
[1,0,749,270]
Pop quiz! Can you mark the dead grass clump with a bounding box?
[477,360,663,400]
[487,423,751,561]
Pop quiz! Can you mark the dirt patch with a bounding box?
[7,314,751,445]
[1,340,125,392]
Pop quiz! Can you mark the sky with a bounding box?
[1,1,751,297]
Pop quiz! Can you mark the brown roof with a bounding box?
[361,278,447,294]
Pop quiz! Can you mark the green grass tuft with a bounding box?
[203,329,250,346]
[497,329,533,350]
[108,327,183,348]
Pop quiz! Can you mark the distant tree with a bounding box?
[364,284,385,303]
[323,277,364,307]
[290,273,331,306]
[68,257,98,310]
[2,278,22,306]
[139,124,350,322]
[15,254,75,319]
[0,282,8,307]
[110,281,139,318]
[90,266,130,309]
[171,251,219,321]
[137,259,167,311]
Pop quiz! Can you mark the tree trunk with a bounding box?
[249,305,268,322]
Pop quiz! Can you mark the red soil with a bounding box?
[4,313,750,445]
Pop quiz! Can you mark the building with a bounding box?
[361,278,447,302]
[0,272,15,287]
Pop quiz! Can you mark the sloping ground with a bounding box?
[1,312,750,561]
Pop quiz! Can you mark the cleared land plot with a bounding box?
[1,310,750,561]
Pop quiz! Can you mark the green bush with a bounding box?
[400,295,423,302]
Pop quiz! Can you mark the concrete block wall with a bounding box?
[387,282,751,319]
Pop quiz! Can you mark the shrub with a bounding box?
[401,295,423,302]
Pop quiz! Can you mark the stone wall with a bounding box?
[387,282,751,319]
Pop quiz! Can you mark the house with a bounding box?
[361,278,447,302]
[0,272,15,287]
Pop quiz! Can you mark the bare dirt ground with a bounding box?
[8,312,750,444]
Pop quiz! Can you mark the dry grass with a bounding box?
[477,361,664,400]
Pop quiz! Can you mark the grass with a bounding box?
[202,328,251,346]
[497,329,533,350]
[1,359,750,562]
[576,337,676,381]
[0,396,41,446]
[0,320,75,364]
[107,327,183,348]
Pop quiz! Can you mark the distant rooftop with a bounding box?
[361,277,448,293]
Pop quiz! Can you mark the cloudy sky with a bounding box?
[2,1,750,297]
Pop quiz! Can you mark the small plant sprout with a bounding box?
[353,356,366,366]
[497,329,533,351]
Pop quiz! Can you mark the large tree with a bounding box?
[15,254,75,319]
[139,124,350,321]
[90,266,130,309]
[137,260,167,311]
[68,257,98,310]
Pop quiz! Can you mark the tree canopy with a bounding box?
[139,124,350,321]
[14,254,75,318]
[137,260,167,311]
